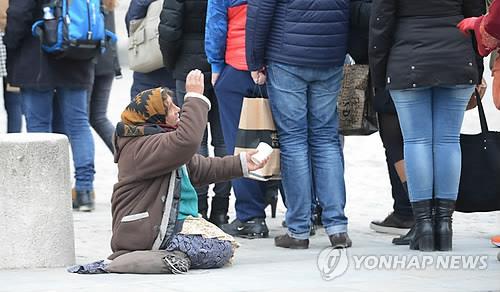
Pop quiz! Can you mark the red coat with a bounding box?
[485,0,500,40]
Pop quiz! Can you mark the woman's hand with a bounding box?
[245,150,270,171]
[186,69,205,94]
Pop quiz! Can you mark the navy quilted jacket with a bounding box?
[245,0,350,71]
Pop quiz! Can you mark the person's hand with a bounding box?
[251,69,266,85]
[186,69,204,94]
[245,150,269,171]
[457,17,479,36]
[211,73,220,86]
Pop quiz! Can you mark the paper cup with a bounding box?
[251,142,273,164]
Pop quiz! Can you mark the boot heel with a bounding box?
[270,197,277,218]
[418,235,434,251]
[436,234,452,251]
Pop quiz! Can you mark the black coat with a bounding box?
[369,0,485,90]
[95,11,121,77]
[158,0,211,81]
[4,0,94,89]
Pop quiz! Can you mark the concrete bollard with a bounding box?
[0,133,75,269]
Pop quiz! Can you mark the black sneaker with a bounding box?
[220,218,269,239]
[77,190,95,212]
[370,212,414,235]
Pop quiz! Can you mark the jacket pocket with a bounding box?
[113,211,154,251]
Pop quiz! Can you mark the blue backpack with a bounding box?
[32,0,117,60]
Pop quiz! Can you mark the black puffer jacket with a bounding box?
[369,0,485,90]
[158,0,211,81]
[4,0,94,89]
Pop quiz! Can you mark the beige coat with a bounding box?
[0,0,7,32]
[110,96,243,259]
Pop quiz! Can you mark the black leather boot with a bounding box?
[409,199,434,251]
[392,225,415,245]
[209,197,229,227]
[434,199,455,251]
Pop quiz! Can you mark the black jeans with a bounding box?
[378,112,413,218]
[89,74,115,153]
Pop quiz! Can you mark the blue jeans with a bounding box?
[22,87,95,191]
[266,61,348,239]
[389,85,474,202]
[4,89,23,133]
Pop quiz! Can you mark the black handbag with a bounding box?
[456,90,500,212]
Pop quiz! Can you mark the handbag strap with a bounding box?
[474,88,489,134]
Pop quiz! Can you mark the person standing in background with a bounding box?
[5,0,97,211]
[88,0,122,153]
[246,0,351,249]
[0,0,22,133]
[126,0,176,100]
[370,0,485,251]
[349,0,415,239]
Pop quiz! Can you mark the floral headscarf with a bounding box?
[115,87,173,137]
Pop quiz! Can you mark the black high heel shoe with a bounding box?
[269,195,278,218]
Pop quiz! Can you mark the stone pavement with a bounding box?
[1,59,500,291]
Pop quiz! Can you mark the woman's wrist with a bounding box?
[185,92,211,110]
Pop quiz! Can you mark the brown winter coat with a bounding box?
[110,96,243,259]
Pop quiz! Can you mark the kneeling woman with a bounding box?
[108,70,267,273]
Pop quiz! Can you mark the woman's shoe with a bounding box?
[409,199,434,251]
[392,225,415,245]
[434,199,455,251]
[269,196,277,218]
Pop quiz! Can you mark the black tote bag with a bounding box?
[456,90,500,212]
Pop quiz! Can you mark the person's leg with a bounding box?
[390,87,434,251]
[371,112,414,235]
[4,89,23,133]
[432,85,473,201]
[307,66,349,243]
[266,61,311,243]
[56,87,96,210]
[207,87,232,225]
[89,74,115,153]
[214,66,267,236]
[21,88,54,132]
[432,85,473,251]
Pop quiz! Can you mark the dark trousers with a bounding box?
[378,112,412,218]
[176,79,232,214]
[89,74,115,153]
[214,65,267,221]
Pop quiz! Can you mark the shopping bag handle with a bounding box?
[474,88,489,134]
[251,84,267,99]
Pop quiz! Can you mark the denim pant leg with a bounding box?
[89,74,115,153]
[4,90,23,133]
[390,88,434,202]
[266,62,313,239]
[432,86,473,200]
[22,88,54,132]
[56,87,95,191]
[307,66,348,235]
